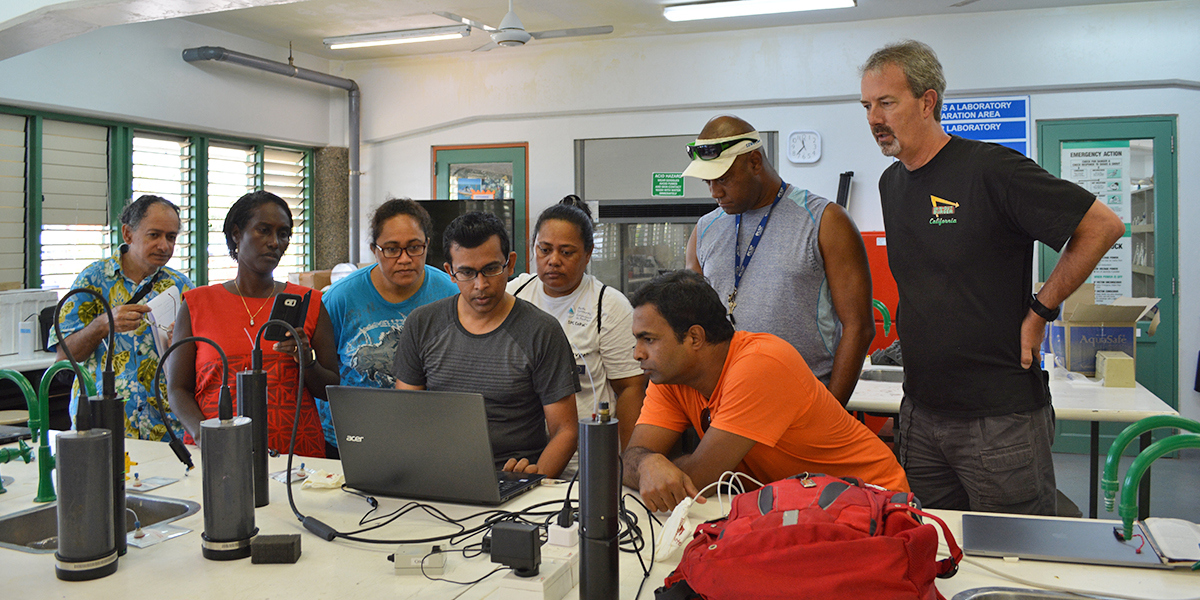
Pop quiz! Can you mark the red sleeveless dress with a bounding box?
[183,282,326,457]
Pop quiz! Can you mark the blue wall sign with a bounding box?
[941,95,1030,156]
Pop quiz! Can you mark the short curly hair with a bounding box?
[223,190,292,260]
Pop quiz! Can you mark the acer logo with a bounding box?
[344,435,364,443]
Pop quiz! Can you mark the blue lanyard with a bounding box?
[729,182,787,316]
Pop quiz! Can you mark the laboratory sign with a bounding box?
[941,96,1030,156]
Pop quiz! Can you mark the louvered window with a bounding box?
[131,133,193,278]
[263,147,309,283]
[0,114,25,288]
[206,142,256,284]
[39,120,109,290]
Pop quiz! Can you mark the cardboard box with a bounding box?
[1047,284,1159,376]
[288,269,332,290]
[1096,351,1136,388]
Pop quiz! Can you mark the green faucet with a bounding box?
[0,362,96,503]
[872,299,892,337]
[0,439,35,493]
[34,361,97,502]
[0,369,39,495]
[1116,433,1200,557]
[1101,415,1200,513]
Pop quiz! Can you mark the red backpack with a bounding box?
[656,474,963,600]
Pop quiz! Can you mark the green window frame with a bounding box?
[0,104,315,289]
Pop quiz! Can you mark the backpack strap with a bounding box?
[596,284,606,332]
[513,275,537,297]
[897,506,962,579]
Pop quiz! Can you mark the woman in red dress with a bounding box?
[168,191,339,457]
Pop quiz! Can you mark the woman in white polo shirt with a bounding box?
[508,196,648,474]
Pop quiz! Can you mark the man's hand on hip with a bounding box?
[1020,310,1048,370]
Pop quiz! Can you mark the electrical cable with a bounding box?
[151,335,231,469]
[53,289,117,431]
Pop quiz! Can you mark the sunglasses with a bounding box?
[701,407,713,433]
[685,138,757,161]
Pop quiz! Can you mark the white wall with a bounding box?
[344,1,1199,419]
[0,17,338,146]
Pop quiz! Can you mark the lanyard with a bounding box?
[728,182,787,320]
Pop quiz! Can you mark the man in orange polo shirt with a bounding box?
[622,270,907,512]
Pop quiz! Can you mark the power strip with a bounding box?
[495,557,572,600]
[541,543,580,588]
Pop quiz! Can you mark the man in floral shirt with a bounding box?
[48,195,194,441]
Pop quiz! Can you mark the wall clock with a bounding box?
[787,130,821,164]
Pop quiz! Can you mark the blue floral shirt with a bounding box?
[47,256,194,441]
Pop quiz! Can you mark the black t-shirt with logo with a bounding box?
[879,136,1096,417]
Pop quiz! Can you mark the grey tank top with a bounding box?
[695,185,840,383]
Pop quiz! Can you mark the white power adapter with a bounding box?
[655,496,695,561]
[496,557,572,600]
[546,522,578,547]
[393,544,445,576]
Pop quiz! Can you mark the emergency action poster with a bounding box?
[1061,141,1131,304]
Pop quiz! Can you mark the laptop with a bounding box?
[962,513,1171,569]
[325,386,544,506]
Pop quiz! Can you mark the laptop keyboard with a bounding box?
[497,474,537,495]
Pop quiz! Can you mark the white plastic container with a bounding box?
[0,289,58,356]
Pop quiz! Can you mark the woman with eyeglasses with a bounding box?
[508,195,649,472]
[319,198,458,457]
[168,190,339,458]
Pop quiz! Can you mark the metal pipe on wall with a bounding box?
[182,46,361,263]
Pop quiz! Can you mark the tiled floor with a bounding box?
[1054,449,1200,523]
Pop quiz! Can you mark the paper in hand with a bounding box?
[145,287,181,356]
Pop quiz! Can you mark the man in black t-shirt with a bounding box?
[858,41,1125,514]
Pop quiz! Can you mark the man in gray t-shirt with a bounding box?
[394,212,580,478]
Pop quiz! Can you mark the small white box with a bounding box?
[393,544,445,576]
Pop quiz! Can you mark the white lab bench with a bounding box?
[1,438,1196,598]
[848,366,1179,519]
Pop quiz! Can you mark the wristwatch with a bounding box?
[1030,294,1060,322]
[301,346,316,368]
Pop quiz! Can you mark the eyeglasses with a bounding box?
[450,259,510,282]
[371,242,427,259]
[685,138,757,161]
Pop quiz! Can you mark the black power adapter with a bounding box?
[490,522,541,577]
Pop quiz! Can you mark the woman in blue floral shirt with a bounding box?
[48,195,194,441]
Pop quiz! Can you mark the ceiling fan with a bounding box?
[436,0,614,52]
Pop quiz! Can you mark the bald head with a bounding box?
[698,115,755,139]
[696,115,777,178]
[690,114,782,214]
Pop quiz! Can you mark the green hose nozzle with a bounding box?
[1117,433,1200,541]
[1102,416,1200,513]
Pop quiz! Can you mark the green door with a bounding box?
[433,145,529,273]
[1037,117,1178,453]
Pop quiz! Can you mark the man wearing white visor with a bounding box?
[684,116,875,407]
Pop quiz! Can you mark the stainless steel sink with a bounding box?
[859,368,904,382]
[952,588,1116,600]
[0,493,200,553]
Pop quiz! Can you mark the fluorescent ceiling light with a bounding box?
[324,25,470,50]
[664,0,855,22]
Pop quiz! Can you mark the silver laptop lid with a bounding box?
[326,386,506,505]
